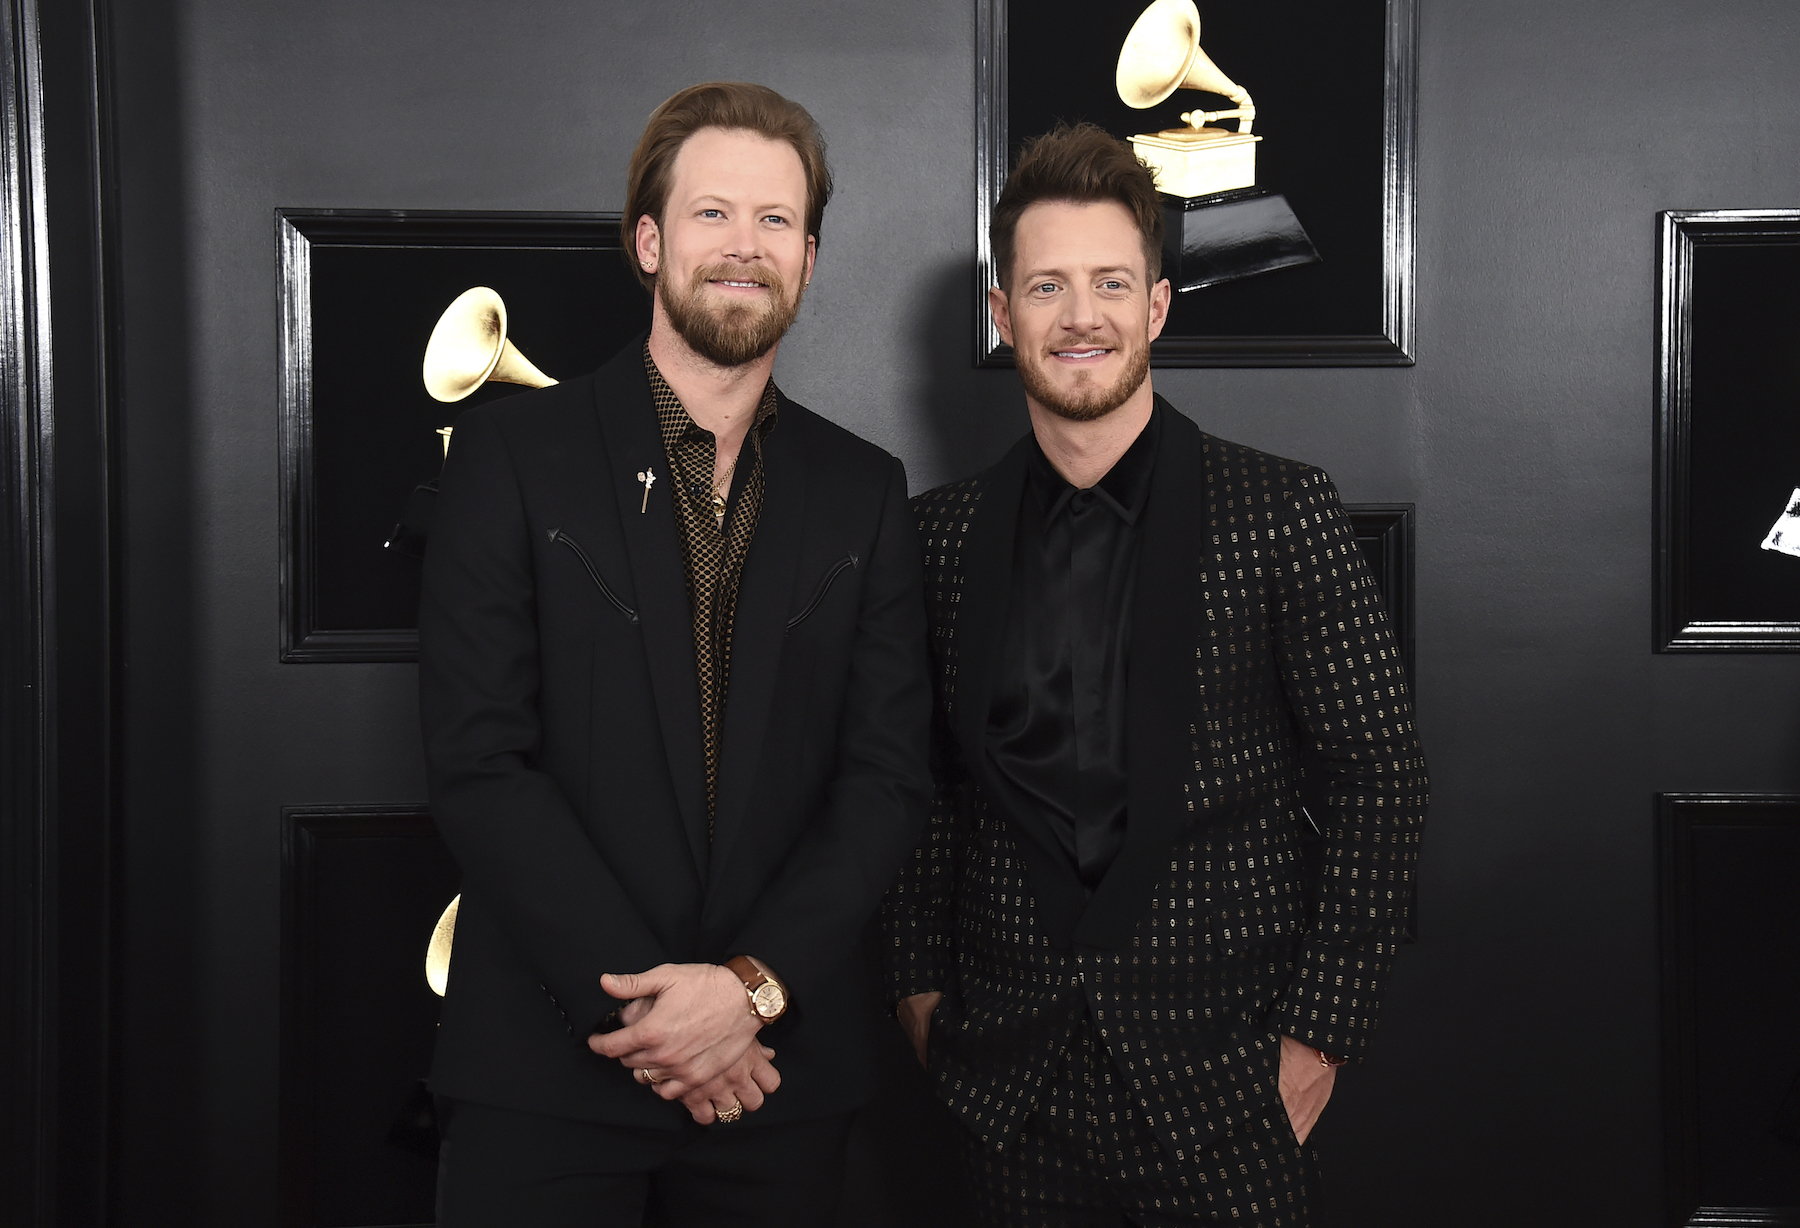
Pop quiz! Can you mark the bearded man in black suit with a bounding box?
[884,124,1428,1226]
[420,82,930,1227]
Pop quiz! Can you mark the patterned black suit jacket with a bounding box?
[884,399,1428,1168]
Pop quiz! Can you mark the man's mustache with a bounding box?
[694,263,780,292]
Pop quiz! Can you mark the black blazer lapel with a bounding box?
[706,395,807,890]
[1075,400,1206,950]
[591,346,711,874]
[955,435,1089,943]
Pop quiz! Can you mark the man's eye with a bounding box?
[763,215,788,226]
[700,208,723,219]
[1034,282,1058,295]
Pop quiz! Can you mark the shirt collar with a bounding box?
[1026,399,1163,525]
[643,340,780,450]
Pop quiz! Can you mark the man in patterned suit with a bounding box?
[884,123,1428,1225]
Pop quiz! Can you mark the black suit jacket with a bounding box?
[420,339,932,1128]
[884,400,1428,1163]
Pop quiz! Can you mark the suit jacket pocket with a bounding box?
[546,528,638,624]
[785,551,858,631]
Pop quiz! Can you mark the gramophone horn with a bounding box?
[422,286,559,404]
[426,894,459,997]
[1116,0,1252,111]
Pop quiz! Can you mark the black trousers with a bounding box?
[436,1097,853,1228]
[955,1017,1314,1227]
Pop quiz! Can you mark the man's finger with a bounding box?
[730,1079,764,1113]
[749,1060,780,1096]
[600,966,675,1002]
[588,1022,669,1061]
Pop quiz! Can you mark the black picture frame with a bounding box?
[280,804,460,1228]
[276,209,649,663]
[1654,210,1800,652]
[1656,794,1800,1227]
[974,0,1416,367]
[1346,503,1415,683]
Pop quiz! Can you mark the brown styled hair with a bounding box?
[622,82,833,291]
[991,122,1163,291]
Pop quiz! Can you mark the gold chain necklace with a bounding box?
[710,451,739,525]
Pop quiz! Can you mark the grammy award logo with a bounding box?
[1116,0,1259,199]
[1112,0,1321,292]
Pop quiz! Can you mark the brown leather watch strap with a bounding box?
[725,955,764,993]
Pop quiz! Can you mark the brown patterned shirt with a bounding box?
[643,343,778,834]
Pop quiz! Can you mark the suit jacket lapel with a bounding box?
[955,436,1089,942]
[591,347,711,874]
[1075,400,1206,950]
[705,394,807,891]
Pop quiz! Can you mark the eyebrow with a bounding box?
[687,193,798,214]
[1020,264,1139,281]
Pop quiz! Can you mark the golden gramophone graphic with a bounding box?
[1114,0,1320,291]
[423,286,559,456]
[385,287,559,558]
[1117,0,1258,199]
[426,895,458,997]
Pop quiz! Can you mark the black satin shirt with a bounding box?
[986,404,1162,892]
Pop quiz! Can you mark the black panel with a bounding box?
[1655,210,1800,650]
[1346,503,1415,683]
[281,807,461,1228]
[276,210,651,662]
[976,0,1415,365]
[1010,1,1383,336]
[1658,795,1800,1227]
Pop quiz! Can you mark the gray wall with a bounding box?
[106,0,1800,1222]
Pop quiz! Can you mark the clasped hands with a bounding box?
[588,963,777,1125]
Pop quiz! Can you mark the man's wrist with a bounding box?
[725,955,789,1022]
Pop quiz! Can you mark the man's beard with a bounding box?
[1014,331,1151,423]
[659,261,803,368]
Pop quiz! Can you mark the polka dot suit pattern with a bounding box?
[884,404,1428,1224]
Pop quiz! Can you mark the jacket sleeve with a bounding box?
[419,406,669,1034]
[1267,468,1429,1061]
[725,457,934,1009]
[880,711,969,1005]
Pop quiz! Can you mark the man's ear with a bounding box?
[987,283,1014,348]
[804,233,817,287]
[1146,276,1172,344]
[634,215,661,276]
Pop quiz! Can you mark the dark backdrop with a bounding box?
[82,0,1800,1225]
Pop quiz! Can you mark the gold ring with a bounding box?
[638,1068,661,1085]
[715,1100,744,1124]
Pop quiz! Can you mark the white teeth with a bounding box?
[717,279,763,288]
[1056,349,1107,358]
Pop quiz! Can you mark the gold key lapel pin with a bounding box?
[636,467,656,513]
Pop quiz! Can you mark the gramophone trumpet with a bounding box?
[1116,0,1254,128]
[1115,0,1261,199]
[423,286,558,454]
[423,286,557,402]
[426,894,459,997]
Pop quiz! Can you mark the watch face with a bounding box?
[752,981,785,1019]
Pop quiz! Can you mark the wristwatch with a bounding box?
[725,955,788,1023]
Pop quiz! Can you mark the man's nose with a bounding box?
[720,215,764,264]
[1060,285,1103,333]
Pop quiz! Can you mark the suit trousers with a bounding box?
[435,1097,852,1228]
[954,1015,1314,1227]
